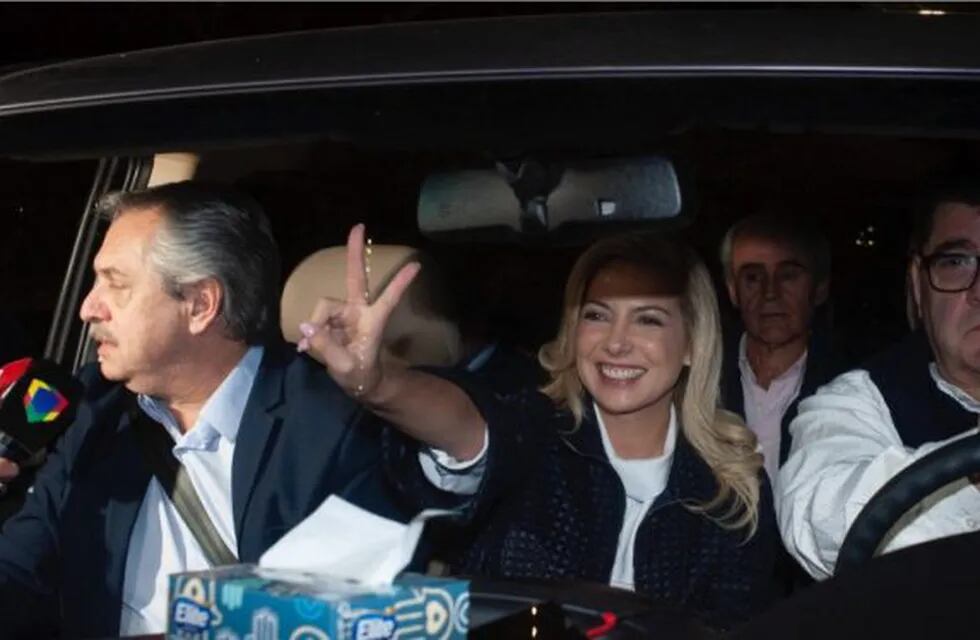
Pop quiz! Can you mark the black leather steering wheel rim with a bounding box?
[835,432,980,574]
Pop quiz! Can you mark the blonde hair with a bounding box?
[539,232,764,537]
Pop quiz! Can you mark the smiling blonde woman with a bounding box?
[539,232,765,536]
[302,225,777,629]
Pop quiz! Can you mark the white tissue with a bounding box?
[258,496,451,586]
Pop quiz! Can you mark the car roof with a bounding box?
[3,9,980,159]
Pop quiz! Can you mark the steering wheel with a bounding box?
[835,432,980,573]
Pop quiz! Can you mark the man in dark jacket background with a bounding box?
[719,213,845,488]
[719,213,846,596]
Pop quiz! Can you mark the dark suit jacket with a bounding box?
[0,342,402,638]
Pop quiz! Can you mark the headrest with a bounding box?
[281,245,461,368]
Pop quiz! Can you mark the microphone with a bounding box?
[0,358,83,463]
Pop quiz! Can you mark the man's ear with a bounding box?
[815,279,830,306]
[908,258,924,323]
[186,278,223,336]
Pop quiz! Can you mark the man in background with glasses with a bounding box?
[778,182,980,581]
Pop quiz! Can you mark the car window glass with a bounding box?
[0,158,98,362]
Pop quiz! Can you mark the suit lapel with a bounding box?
[231,345,287,545]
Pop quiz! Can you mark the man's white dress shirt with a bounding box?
[737,333,808,487]
[778,364,980,581]
[119,346,263,636]
[421,403,677,591]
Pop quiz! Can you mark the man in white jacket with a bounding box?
[778,182,980,580]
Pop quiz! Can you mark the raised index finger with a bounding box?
[345,223,368,303]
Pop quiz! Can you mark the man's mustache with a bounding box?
[88,325,116,345]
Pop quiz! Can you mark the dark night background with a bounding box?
[0,3,657,69]
[0,3,977,363]
[0,3,599,359]
[0,3,964,68]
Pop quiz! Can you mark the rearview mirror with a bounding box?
[418,156,683,238]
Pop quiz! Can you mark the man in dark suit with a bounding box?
[0,182,400,638]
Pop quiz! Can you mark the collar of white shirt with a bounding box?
[737,332,808,394]
[594,401,678,502]
[928,362,980,413]
[136,345,265,447]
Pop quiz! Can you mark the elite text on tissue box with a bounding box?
[167,565,468,640]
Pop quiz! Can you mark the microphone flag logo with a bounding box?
[23,379,69,423]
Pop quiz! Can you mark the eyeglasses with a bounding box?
[919,252,980,292]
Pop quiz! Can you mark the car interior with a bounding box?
[1,131,949,372]
[3,9,980,638]
[51,128,973,370]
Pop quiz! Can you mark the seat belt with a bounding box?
[130,405,238,567]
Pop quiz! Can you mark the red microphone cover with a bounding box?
[0,358,32,399]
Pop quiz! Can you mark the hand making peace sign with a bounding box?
[297,224,421,400]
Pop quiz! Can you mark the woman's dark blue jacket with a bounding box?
[385,369,778,629]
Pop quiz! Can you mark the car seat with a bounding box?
[280,244,461,368]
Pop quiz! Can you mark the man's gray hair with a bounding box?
[96,181,281,344]
[719,212,831,284]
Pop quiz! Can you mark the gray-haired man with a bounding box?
[0,182,400,637]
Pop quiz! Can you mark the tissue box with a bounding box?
[167,565,468,640]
